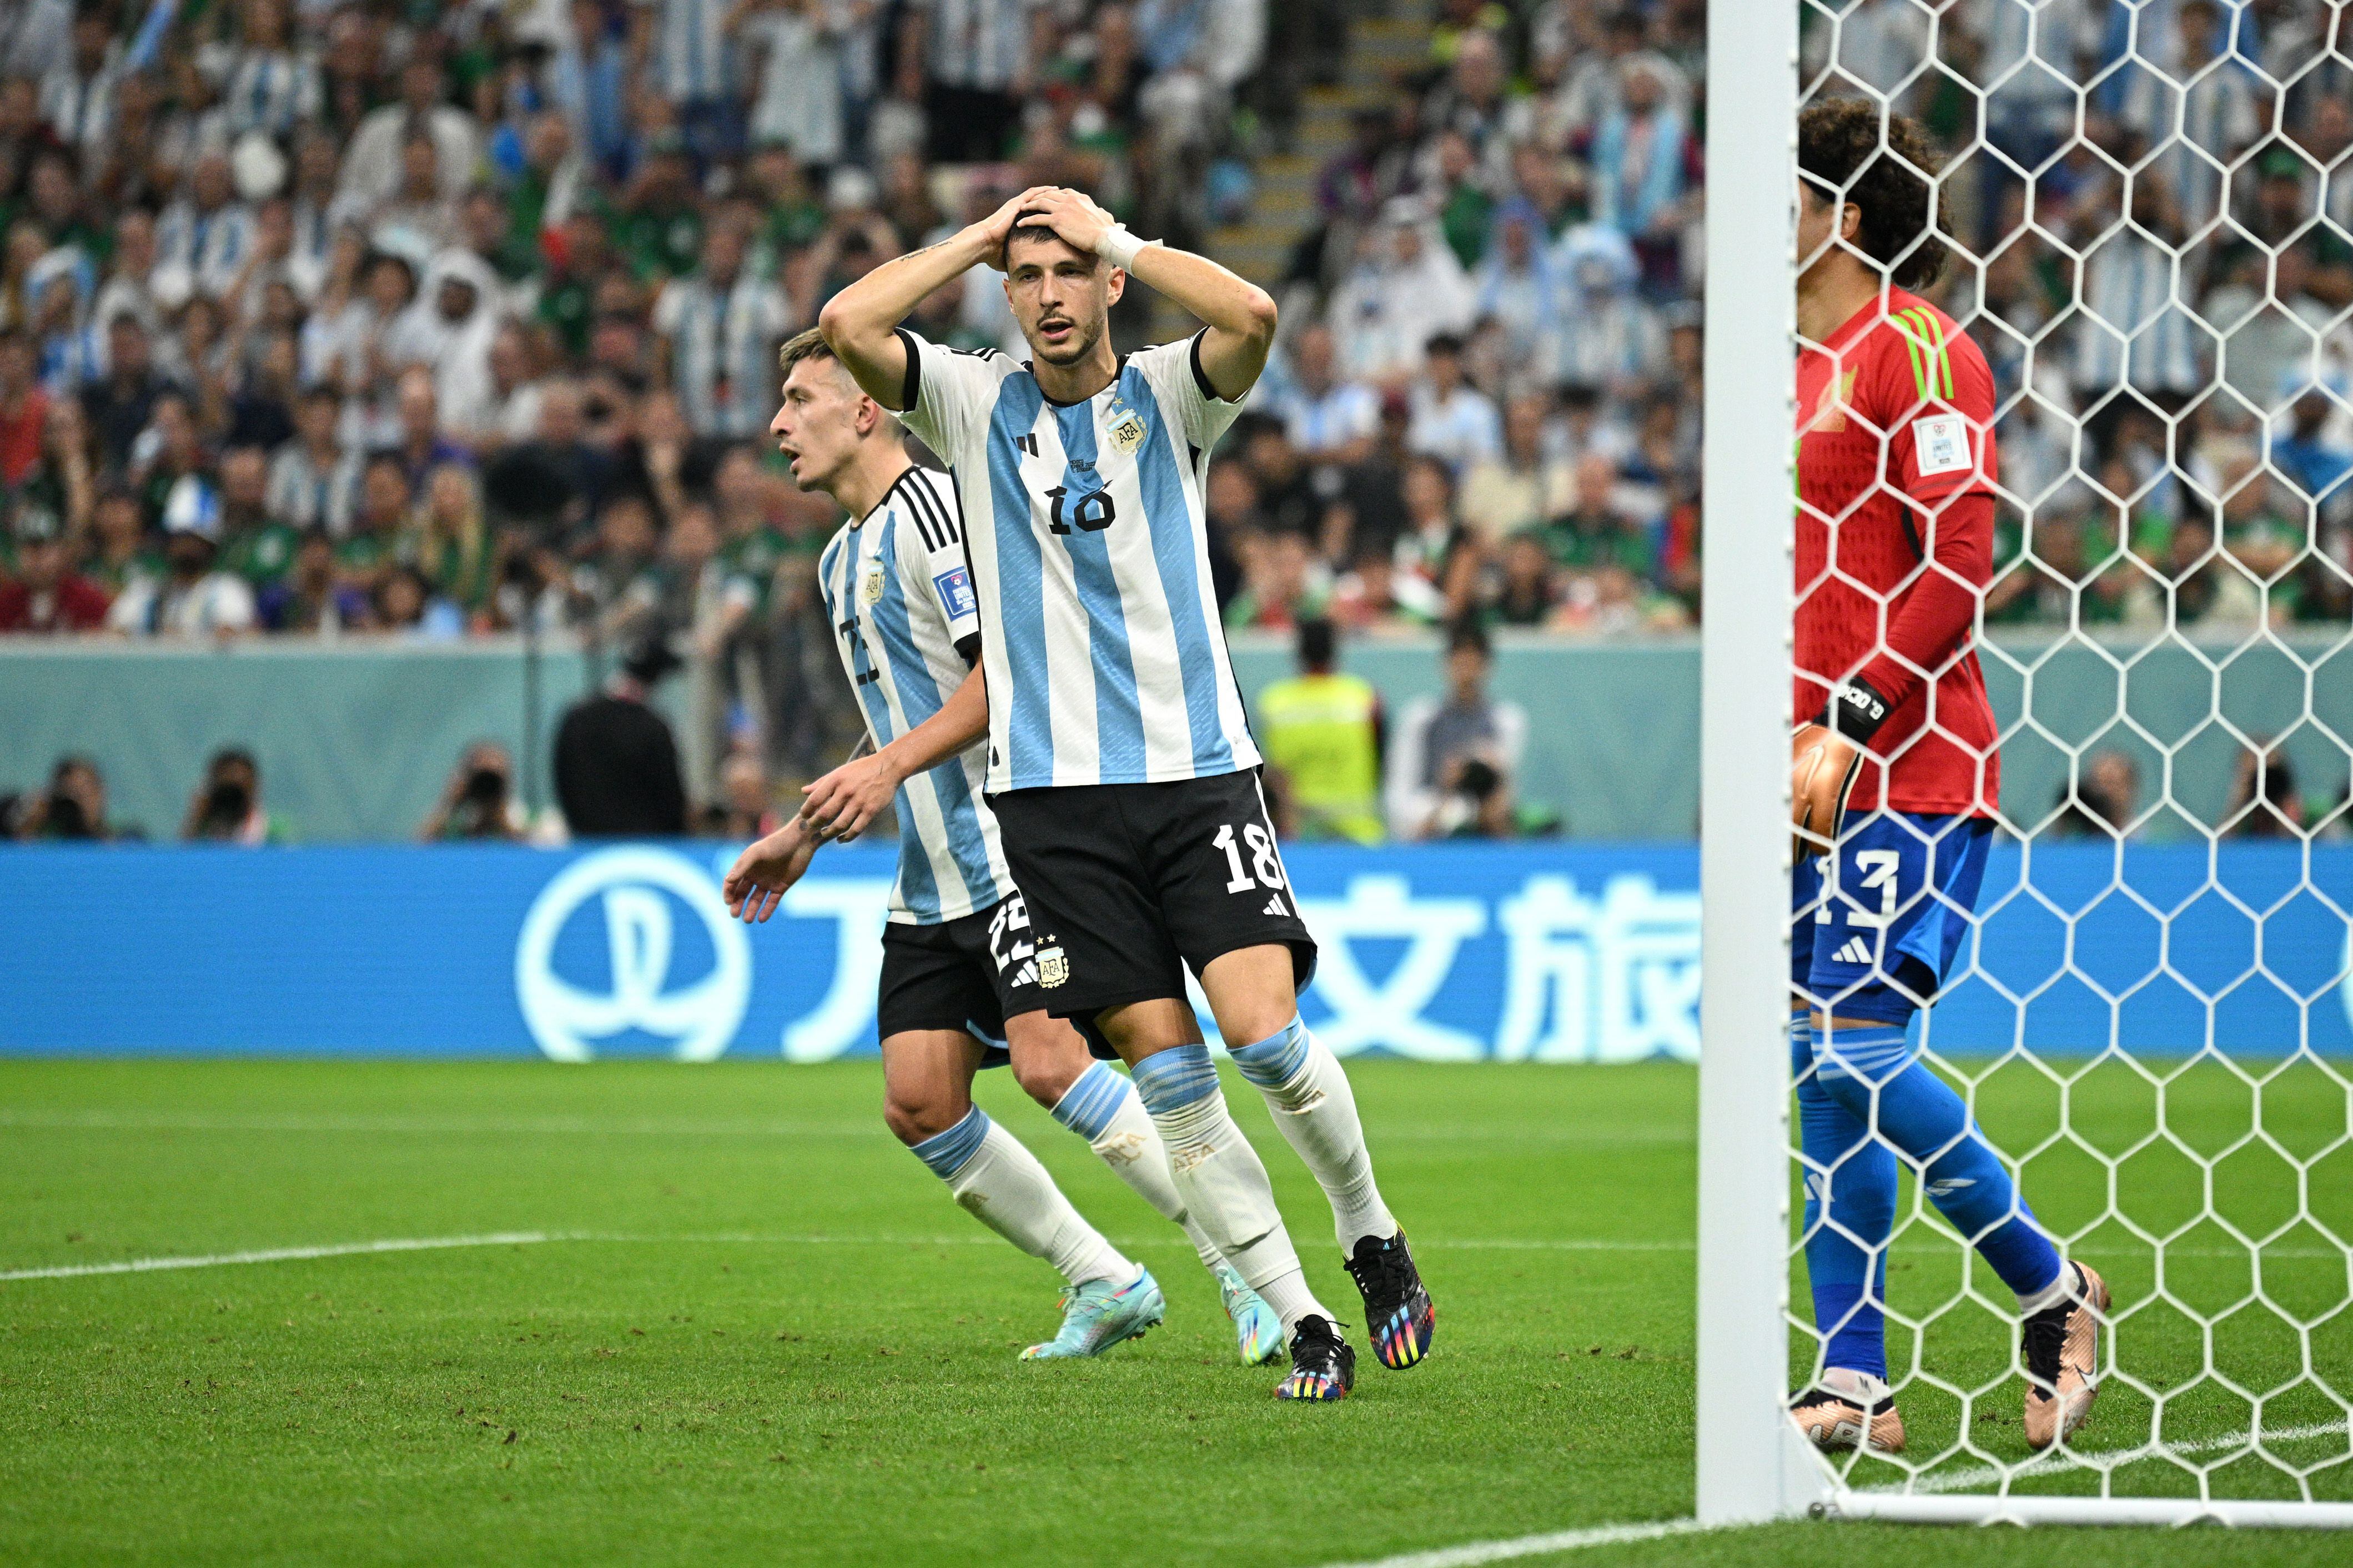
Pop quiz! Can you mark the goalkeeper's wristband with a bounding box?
[1094,223,1151,270]
[1820,677,1892,745]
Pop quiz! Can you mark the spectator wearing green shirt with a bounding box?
[1536,453,1655,578]
[607,134,706,281]
[217,447,301,594]
[83,486,165,598]
[337,452,411,602]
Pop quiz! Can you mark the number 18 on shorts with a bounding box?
[985,770,1319,1033]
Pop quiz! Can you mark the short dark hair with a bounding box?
[1425,332,1465,359]
[1797,98,1948,290]
[1003,219,1100,273]
[1298,617,1336,670]
[1447,617,1491,660]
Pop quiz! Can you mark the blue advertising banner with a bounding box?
[2,843,2347,1058]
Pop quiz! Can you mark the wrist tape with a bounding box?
[1095,223,1150,270]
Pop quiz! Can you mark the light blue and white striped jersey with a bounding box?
[817,463,1015,925]
[896,329,1258,794]
[652,272,797,438]
[655,0,728,101]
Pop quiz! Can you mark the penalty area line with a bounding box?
[0,1232,562,1281]
[1304,1517,1712,1568]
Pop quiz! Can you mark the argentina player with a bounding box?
[723,329,1285,1367]
[799,186,1434,1400]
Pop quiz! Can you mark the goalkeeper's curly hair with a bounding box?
[1798,98,1948,290]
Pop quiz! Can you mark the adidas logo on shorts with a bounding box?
[1262,895,1288,918]
[1832,935,1876,966]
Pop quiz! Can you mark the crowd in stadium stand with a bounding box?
[2,1,2350,661]
[1230,0,2351,642]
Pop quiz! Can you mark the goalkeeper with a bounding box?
[1784,100,2106,1457]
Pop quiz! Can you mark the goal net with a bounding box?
[1700,0,2353,1530]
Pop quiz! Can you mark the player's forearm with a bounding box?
[1124,243,1277,395]
[1124,244,1274,342]
[817,226,996,396]
[1856,492,1994,712]
[873,665,988,786]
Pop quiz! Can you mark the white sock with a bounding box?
[2017,1260,2080,1317]
[940,1117,1131,1289]
[1147,1087,1331,1332]
[1820,1367,1893,1405]
[1066,1075,1228,1272]
[1230,1018,1399,1252]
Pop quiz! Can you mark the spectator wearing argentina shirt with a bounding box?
[207,0,323,141]
[153,150,257,309]
[653,221,798,439]
[652,0,736,162]
[899,0,1040,164]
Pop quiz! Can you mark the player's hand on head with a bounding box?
[980,188,1063,270]
[1018,187,1113,256]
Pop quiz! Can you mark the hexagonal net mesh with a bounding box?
[1784,0,2353,1517]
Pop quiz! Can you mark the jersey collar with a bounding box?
[852,461,923,530]
[1025,354,1129,407]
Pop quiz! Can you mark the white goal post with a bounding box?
[1698,0,2353,1532]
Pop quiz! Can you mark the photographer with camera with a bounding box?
[1385,619,1527,841]
[418,742,529,843]
[181,748,292,845]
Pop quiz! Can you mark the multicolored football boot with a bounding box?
[1214,1263,1286,1365]
[2022,1262,2109,1449]
[1274,1313,1354,1401]
[1020,1267,1165,1360]
[1344,1231,1435,1370]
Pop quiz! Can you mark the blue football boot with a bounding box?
[1020,1267,1165,1360]
[1214,1263,1286,1365]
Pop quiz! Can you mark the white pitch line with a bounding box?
[1877,1418,2353,1498]
[1305,1517,1711,1568]
[0,1232,561,1281]
[0,1110,877,1138]
[0,1108,1685,1147]
[0,1231,1702,1281]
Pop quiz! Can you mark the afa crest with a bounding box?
[1036,944,1070,988]
[861,558,887,606]
[1107,409,1147,456]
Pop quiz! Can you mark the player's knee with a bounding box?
[883,1091,961,1147]
[1005,1017,1087,1108]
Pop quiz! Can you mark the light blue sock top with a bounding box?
[1228,1014,1310,1090]
[1130,1043,1218,1113]
[907,1106,991,1179]
[1050,1059,1131,1141]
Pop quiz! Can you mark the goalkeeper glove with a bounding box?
[1789,677,1890,861]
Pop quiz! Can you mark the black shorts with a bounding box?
[875,894,1048,1062]
[985,770,1317,1049]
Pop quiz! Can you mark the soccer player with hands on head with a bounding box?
[723,327,1286,1368]
[798,183,1435,1400]
[1786,100,2106,1456]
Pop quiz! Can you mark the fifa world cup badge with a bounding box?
[1035,944,1069,988]
[861,558,887,606]
[1107,407,1147,457]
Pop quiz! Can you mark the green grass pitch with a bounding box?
[2,1057,2349,1566]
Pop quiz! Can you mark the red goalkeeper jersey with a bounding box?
[1794,288,2000,819]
